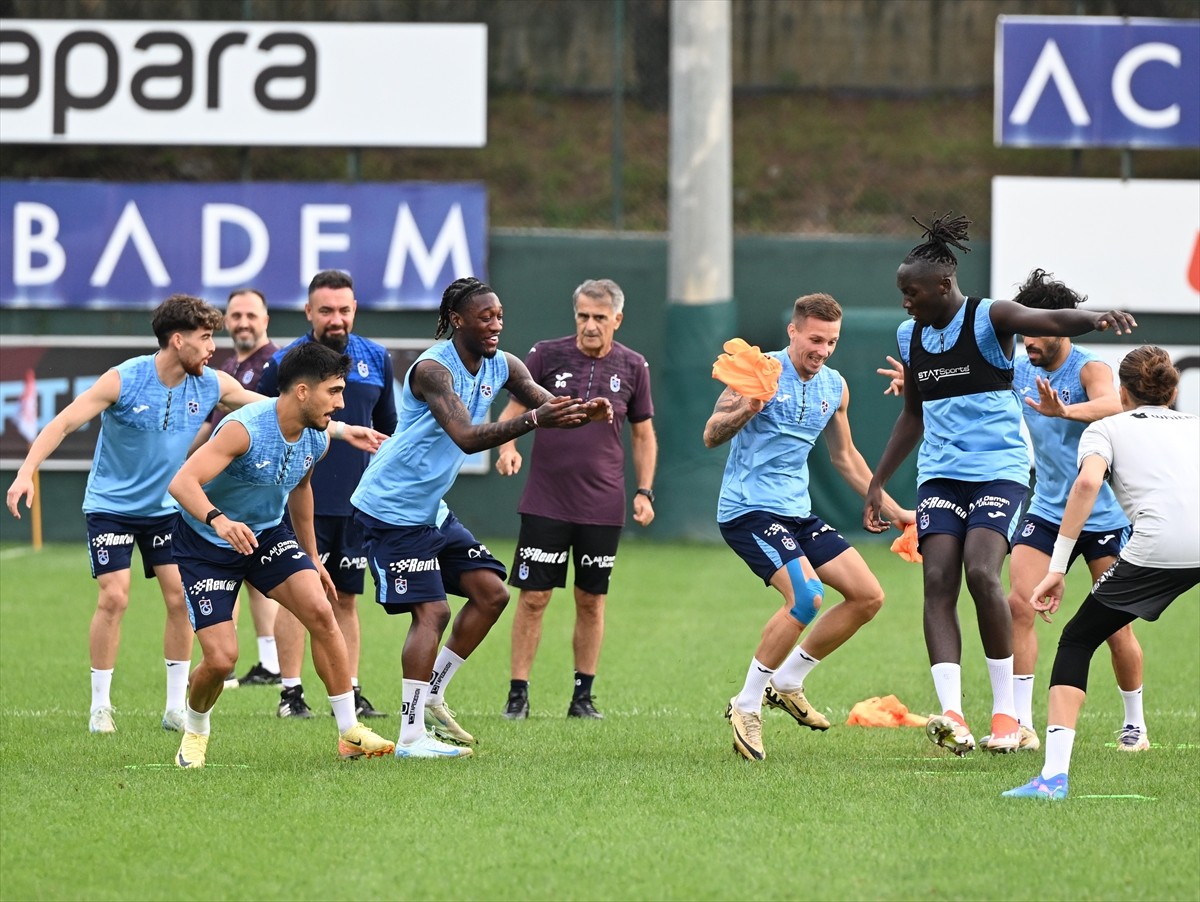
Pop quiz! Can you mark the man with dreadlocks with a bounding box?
[863,213,1136,757]
[351,277,612,758]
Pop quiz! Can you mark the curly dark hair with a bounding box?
[151,294,224,348]
[1013,268,1086,311]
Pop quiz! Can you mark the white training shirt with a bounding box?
[1077,406,1200,568]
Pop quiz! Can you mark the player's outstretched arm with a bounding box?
[991,299,1137,339]
[6,368,121,518]
[503,354,613,427]
[214,370,267,412]
[1026,361,1122,423]
[412,357,581,455]
[169,421,257,555]
[702,387,763,448]
[864,363,923,530]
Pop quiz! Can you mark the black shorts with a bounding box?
[314,514,367,595]
[1090,558,1200,622]
[509,514,623,596]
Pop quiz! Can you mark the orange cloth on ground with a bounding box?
[711,338,783,402]
[890,522,922,563]
[846,694,929,728]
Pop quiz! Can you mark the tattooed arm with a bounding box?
[410,354,607,455]
[703,387,763,448]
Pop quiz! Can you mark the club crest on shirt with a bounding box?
[242,370,254,385]
[610,374,621,392]
[1060,388,1071,404]
[480,384,493,398]
[357,360,369,378]
[303,454,314,471]
[187,400,200,415]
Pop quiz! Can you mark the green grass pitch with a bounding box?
[1,541,1197,900]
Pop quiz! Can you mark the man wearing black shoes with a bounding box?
[258,271,398,719]
[495,279,657,720]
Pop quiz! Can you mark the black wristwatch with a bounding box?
[635,488,655,503]
[205,508,225,526]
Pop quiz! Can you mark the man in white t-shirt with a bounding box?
[1003,346,1199,801]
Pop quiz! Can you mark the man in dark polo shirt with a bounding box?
[495,278,657,719]
[190,288,282,689]
[258,271,398,719]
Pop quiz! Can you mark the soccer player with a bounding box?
[495,278,657,720]
[190,288,283,688]
[6,295,257,734]
[167,342,394,768]
[1004,346,1198,800]
[876,269,1148,751]
[258,270,398,720]
[863,212,1136,756]
[704,293,913,762]
[351,277,611,758]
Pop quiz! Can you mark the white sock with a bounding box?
[351,676,360,689]
[930,662,962,716]
[164,659,189,713]
[428,647,465,705]
[185,703,211,736]
[281,677,302,690]
[1119,686,1145,729]
[735,658,774,713]
[91,668,113,710]
[329,690,356,734]
[1014,674,1035,730]
[1042,725,1076,778]
[257,636,279,674]
[986,656,1016,718]
[399,679,429,745]
[772,646,820,692]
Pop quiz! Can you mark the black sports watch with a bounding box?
[635,488,655,503]
[205,508,225,526]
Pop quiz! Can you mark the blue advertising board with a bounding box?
[0,181,487,310]
[995,16,1200,148]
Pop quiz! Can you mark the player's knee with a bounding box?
[854,587,885,621]
[785,560,823,625]
[95,588,130,617]
[470,579,510,616]
[518,589,552,614]
[963,560,1003,598]
[574,592,604,617]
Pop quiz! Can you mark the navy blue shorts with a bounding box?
[355,510,507,613]
[314,514,367,595]
[718,511,851,586]
[172,519,317,632]
[85,512,176,579]
[915,479,1028,550]
[509,514,623,595]
[1012,513,1129,569]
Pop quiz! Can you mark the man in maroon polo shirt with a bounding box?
[495,278,657,719]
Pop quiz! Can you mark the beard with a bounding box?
[316,332,349,353]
